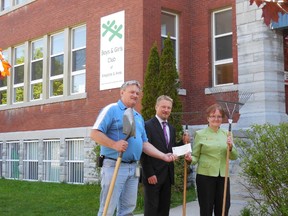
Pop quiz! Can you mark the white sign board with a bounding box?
[100,10,125,90]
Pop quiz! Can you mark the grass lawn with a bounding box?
[0,179,196,215]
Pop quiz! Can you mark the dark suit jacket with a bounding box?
[141,117,176,185]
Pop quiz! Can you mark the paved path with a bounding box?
[136,160,251,216]
[135,199,247,216]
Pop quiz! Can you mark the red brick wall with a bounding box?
[0,0,238,132]
[0,0,146,132]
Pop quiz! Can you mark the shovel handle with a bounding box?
[102,157,122,216]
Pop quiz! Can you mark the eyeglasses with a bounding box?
[209,116,223,120]
[121,80,141,90]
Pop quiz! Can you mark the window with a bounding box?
[1,0,29,12]
[23,140,38,180]
[6,141,20,179]
[50,32,64,97]
[43,139,60,182]
[0,25,86,109]
[71,26,86,94]
[212,8,233,86]
[30,39,43,100]
[284,32,288,72]
[65,138,84,183]
[13,45,25,103]
[161,11,179,68]
[1,0,10,11]
[15,0,27,4]
[0,49,8,104]
[0,142,2,177]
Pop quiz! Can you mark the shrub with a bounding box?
[237,123,288,216]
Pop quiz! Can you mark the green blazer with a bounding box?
[191,127,239,177]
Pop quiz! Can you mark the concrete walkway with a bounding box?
[166,199,246,216]
[135,199,247,216]
[136,161,250,216]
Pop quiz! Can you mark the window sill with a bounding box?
[0,92,87,111]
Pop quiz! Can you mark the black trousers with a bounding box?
[143,173,171,216]
[196,174,230,216]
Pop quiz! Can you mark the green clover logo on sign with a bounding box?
[102,20,123,42]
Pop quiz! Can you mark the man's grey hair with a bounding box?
[156,95,173,105]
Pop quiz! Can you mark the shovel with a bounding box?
[102,108,136,216]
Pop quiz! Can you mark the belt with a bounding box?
[105,156,136,164]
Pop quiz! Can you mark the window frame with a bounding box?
[0,49,8,105]
[0,25,87,111]
[161,11,179,69]
[6,141,20,179]
[43,139,60,182]
[23,140,39,181]
[212,7,233,87]
[13,44,25,103]
[65,138,84,184]
[30,39,44,101]
[71,25,86,94]
[49,32,65,98]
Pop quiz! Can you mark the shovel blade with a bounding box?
[123,108,136,139]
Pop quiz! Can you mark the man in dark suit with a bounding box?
[141,95,190,216]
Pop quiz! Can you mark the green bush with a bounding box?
[237,123,288,216]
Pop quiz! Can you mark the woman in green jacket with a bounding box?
[191,104,239,216]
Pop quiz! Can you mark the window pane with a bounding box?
[31,61,43,80]
[43,140,60,182]
[7,143,20,179]
[161,37,176,56]
[16,0,27,4]
[31,83,42,100]
[14,66,24,84]
[72,49,86,71]
[32,40,43,60]
[2,0,11,10]
[0,90,7,105]
[72,73,85,93]
[14,86,24,102]
[14,46,25,65]
[215,10,232,35]
[73,26,86,49]
[284,33,288,71]
[215,63,233,85]
[23,141,38,180]
[51,33,64,55]
[161,13,176,37]
[215,35,232,61]
[50,79,63,96]
[51,55,64,76]
[0,79,7,87]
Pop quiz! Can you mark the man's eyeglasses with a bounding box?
[121,80,141,90]
[209,116,223,120]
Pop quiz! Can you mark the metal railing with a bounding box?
[43,139,60,182]
[6,141,20,179]
[23,140,38,180]
[65,138,84,183]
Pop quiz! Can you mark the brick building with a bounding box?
[0,0,287,183]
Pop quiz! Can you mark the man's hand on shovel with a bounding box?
[114,140,128,152]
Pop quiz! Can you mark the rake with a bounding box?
[209,87,252,216]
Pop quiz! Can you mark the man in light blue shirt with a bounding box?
[91,80,176,216]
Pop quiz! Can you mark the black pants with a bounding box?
[196,174,230,216]
[143,173,171,216]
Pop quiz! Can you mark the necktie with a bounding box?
[162,122,169,147]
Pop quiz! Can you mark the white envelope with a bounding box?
[172,143,192,156]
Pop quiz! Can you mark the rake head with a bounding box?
[209,87,253,120]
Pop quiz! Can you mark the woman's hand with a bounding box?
[227,135,233,151]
